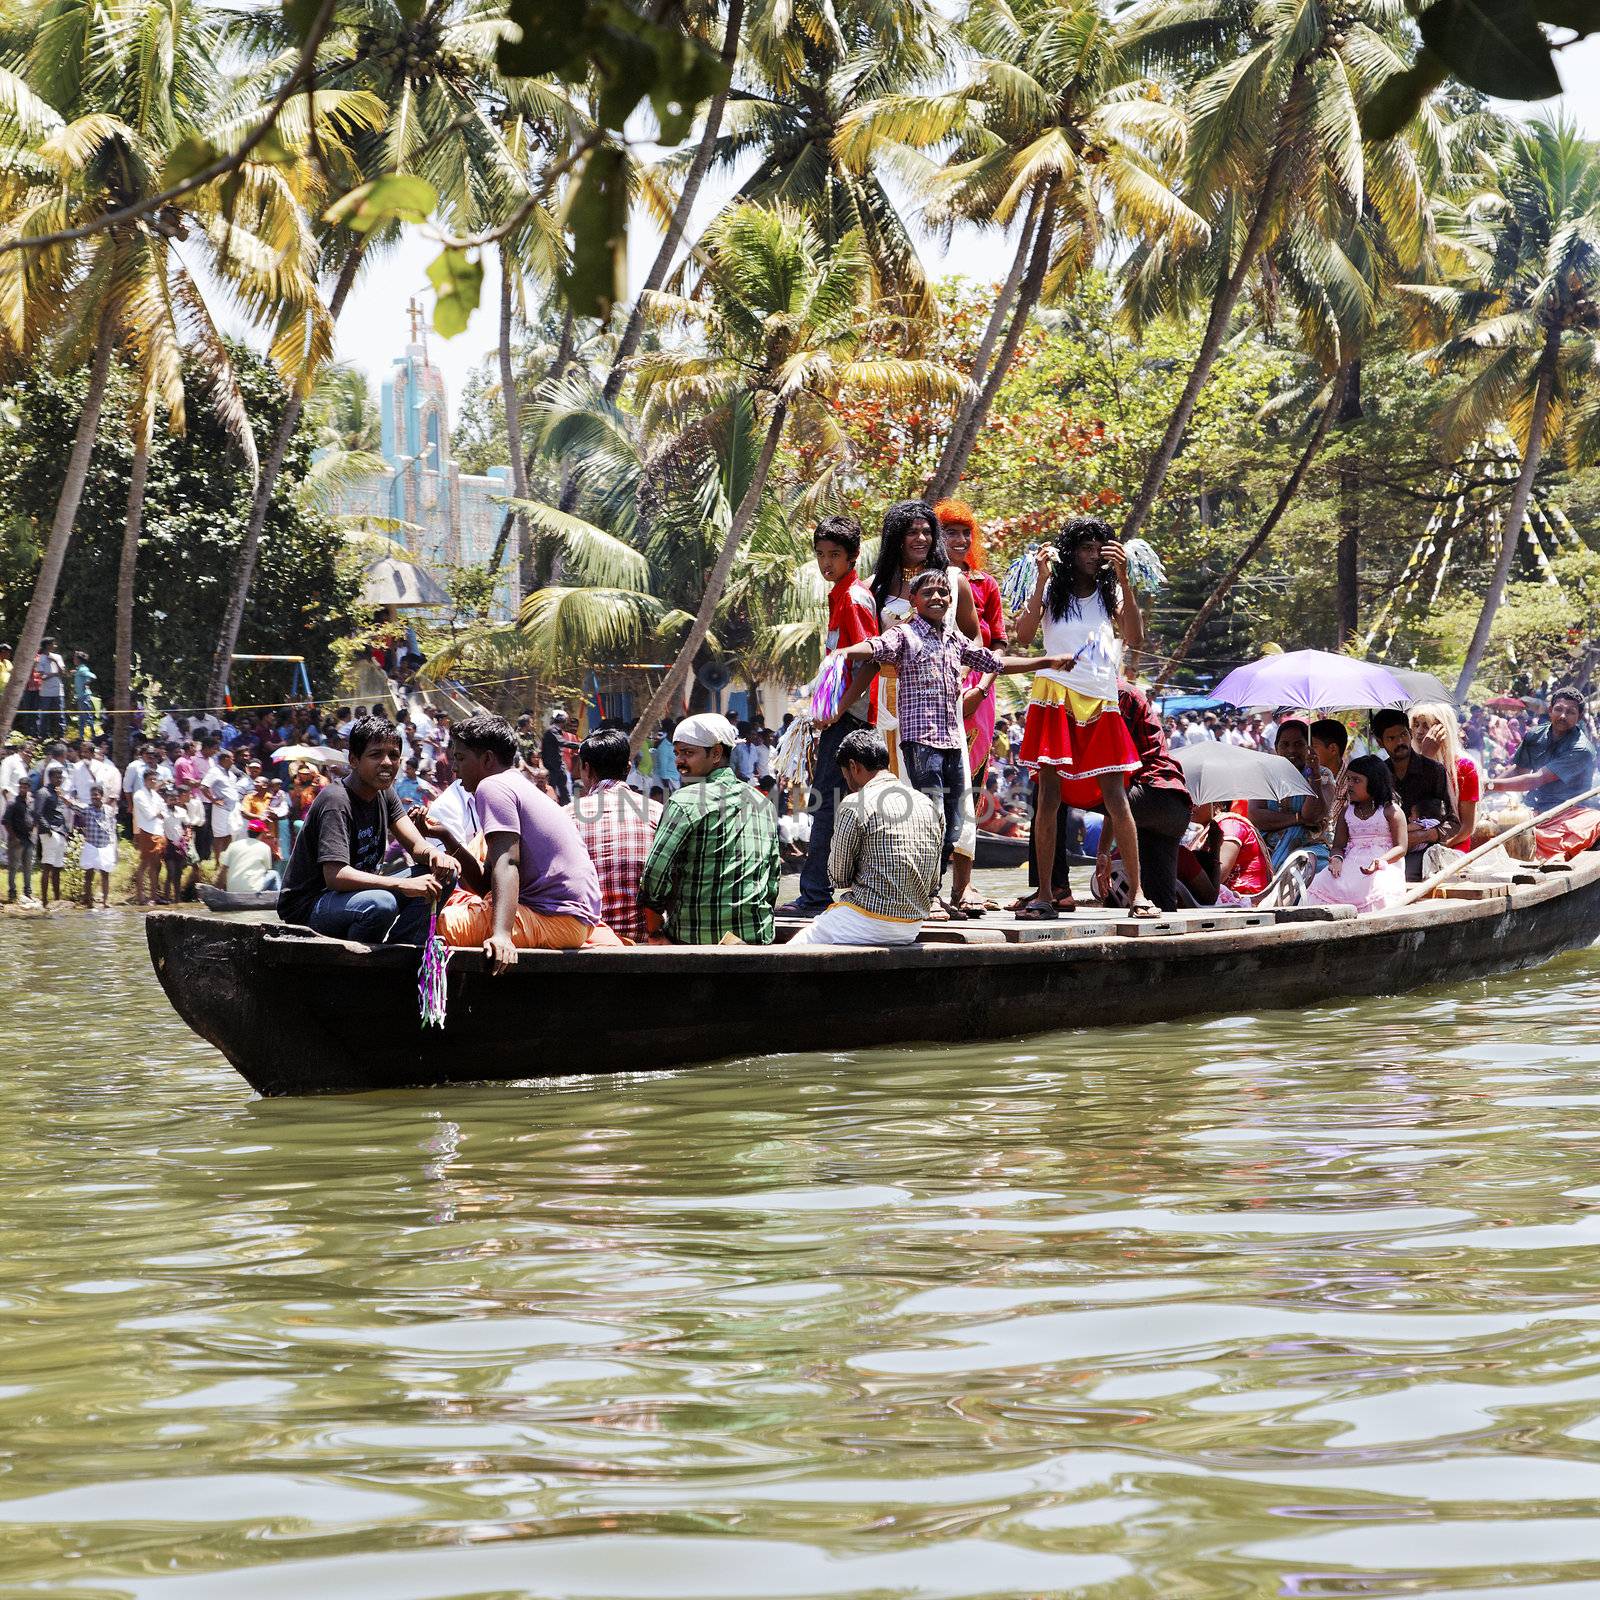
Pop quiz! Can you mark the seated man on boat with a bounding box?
[219,816,279,895]
[788,728,944,947]
[638,713,781,944]
[1487,688,1599,859]
[419,714,613,971]
[569,727,661,945]
[1371,708,1458,880]
[276,714,455,946]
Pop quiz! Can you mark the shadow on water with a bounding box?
[5,912,1600,1597]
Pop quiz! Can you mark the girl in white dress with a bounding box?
[1308,755,1408,912]
[1013,518,1149,918]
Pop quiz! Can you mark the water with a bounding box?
[5,911,1600,1598]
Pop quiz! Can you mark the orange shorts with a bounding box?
[437,892,622,950]
[138,830,165,859]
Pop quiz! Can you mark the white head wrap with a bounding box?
[671,712,739,751]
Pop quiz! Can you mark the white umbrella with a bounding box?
[1177,743,1316,806]
[272,744,337,766]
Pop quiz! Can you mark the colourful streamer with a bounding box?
[809,653,849,722]
[1000,545,1041,615]
[773,715,819,788]
[419,907,452,1028]
[1123,537,1167,593]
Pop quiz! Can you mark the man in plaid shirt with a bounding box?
[569,728,660,943]
[639,713,780,944]
[831,571,1071,887]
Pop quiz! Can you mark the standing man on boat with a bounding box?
[638,712,781,944]
[277,714,455,946]
[1489,688,1597,813]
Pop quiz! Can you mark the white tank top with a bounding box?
[1038,587,1120,702]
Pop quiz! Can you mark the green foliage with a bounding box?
[0,348,358,711]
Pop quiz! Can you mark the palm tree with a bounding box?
[203,0,571,708]
[686,0,948,324]
[842,0,1205,498]
[625,201,967,753]
[603,0,746,404]
[0,0,337,744]
[1114,0,1436,546]
[1403,116,1600,699]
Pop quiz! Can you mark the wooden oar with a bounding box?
[1399,782,1600,907]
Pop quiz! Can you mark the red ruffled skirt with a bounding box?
[1021,678,1139,808]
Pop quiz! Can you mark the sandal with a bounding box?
[1128,898,1161,920]
[1015,900,1059,921]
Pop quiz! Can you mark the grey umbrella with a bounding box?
[1176,742,1316,806]
[1382,667,1457,706]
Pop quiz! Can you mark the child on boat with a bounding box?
[1013,518,1152,919]
[1307,754,1408,912]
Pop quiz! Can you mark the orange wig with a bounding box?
[933,498,987,573]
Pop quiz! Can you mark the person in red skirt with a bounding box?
[1013,517,1154,919]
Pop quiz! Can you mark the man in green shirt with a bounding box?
[639,712,780,944]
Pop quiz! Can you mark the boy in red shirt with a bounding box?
[782,514,878,916]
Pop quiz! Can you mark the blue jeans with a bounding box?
[308,886,432,946]
[900,740,964,880]
[796,717,855,910]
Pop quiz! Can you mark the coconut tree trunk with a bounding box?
[1118,62,1309,547]
[1153,366,1348,693]
[628,397,787,758]
[1335,358,1363,643]
[928,182,1059,500]
[927,184,1044,501]
[603,0,746,405]
[206,247,364,708]
[497,249,534,604]
[1455,327,1561,701]
[0,310,117,743]
[111,413,154,766]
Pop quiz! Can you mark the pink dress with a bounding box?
[1308,802,1406,912]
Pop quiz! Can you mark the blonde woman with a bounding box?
[1409,701,1479,851]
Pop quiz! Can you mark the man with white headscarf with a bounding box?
[638,712,781,943]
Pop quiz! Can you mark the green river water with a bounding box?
[6,909,1600,1598]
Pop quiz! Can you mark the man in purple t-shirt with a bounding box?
[422,713,607,973]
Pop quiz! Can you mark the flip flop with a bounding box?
[1128,899,1161,920]
[1015,901,1059,921]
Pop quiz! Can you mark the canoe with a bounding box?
[147,852,1600,1097]
[972,831,1094,870]
[195,882,279,913]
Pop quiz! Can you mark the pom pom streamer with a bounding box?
[1001,545,1041,615]
[1123,537,1167,593]
[773,715,819,789]
[419,908,452,1028]
[809,652,849,723]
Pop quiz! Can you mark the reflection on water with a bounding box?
[5,912,1600,1597]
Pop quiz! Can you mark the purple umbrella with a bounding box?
[1211,650,1410,711]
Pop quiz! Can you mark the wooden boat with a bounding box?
[195,882,279,913]
[972,830,1095,870]
[146,850,1600,1096]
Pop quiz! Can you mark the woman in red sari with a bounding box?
[935,499,1005,916]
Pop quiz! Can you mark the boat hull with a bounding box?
[196,883,278,913]
[146,855,1600,1096]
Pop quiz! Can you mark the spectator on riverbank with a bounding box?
[36,768,68,905]
[4,772,34,905]
[77,783,116,907]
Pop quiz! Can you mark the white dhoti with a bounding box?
[786,902,922,947]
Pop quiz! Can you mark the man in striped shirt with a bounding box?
[569,728,661,943]
[789,727,944,946]
[639,713,780,944]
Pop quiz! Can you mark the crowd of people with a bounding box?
[5,499,1596,947]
